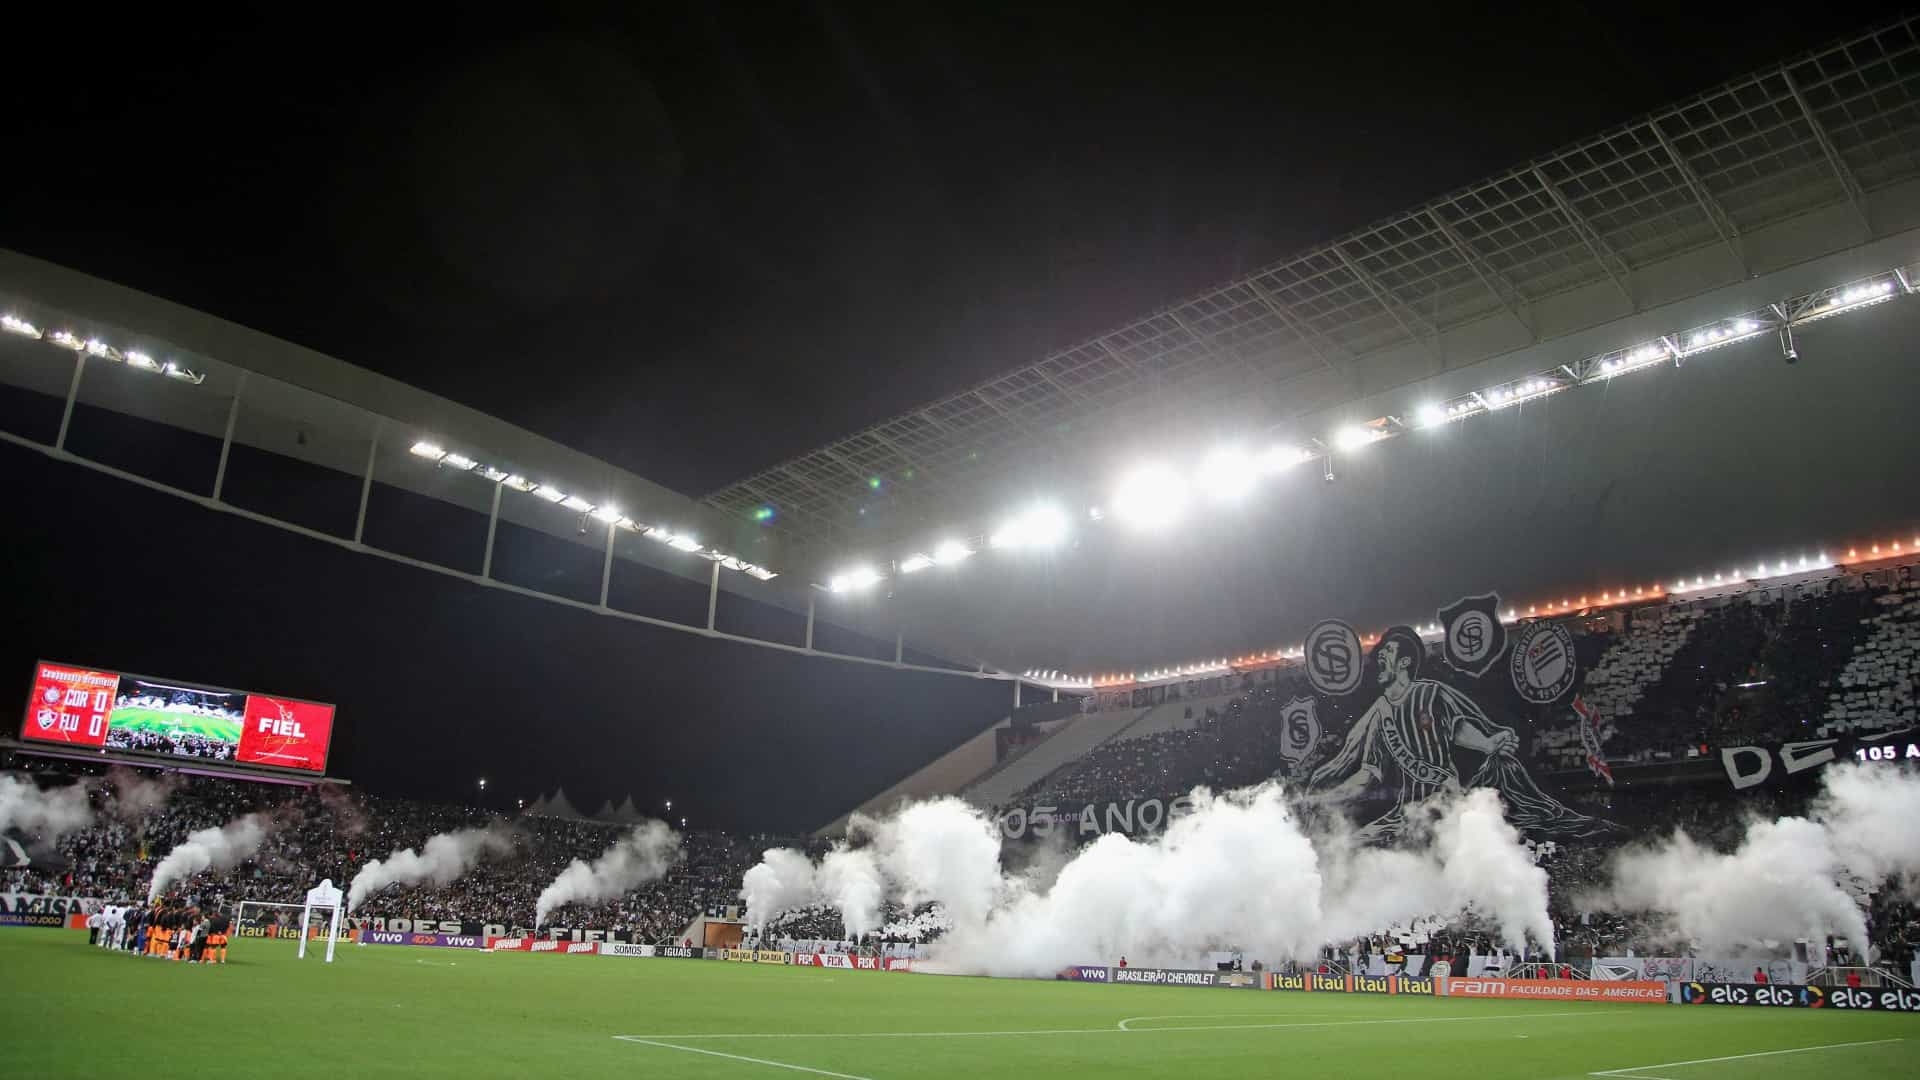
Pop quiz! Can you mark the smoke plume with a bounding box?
[535,821,680,928]
[741,847,820,931]
[737,782,1553,976]
[148,814,269,902]
[0,774,94,843]
[1593,763,1920,957]
[347,824,516,912]
[103,768,180,820]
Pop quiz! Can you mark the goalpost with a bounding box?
[233,882,350,962]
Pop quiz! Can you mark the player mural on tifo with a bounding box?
[1306,626,1617,841]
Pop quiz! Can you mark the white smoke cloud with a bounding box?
[103,768,179,820]
[737,781,1553,976]
[740,847,818,931]
[0,774,94,843]
[347,825,516,912]
[1593,763,1920,957]
[1816,762,1920,896]
[816,846,884,941]
[148,815,269,902]
[535,821,680,928]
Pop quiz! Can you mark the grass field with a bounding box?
[2,931,1913,1078]
[107,707,240,744]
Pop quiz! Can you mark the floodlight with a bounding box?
[932,540,973,565]
[560,495,595,513]
[829,566,883,593]
[442,453,478,471]
[991,504,1069,550]
[590,504,623,523]
[1415,403,1446,428]
[1111,463,1187,530]
[1263,445,1313,471]
[48,330,83,351]
[1333,425,1378,452]
[502,475,535,492]
[480,467,510,483]
[126,350,159,369]
[668,534,703,552]
[1195,448,1257,502]
[533,485,568,503]
[0,315,40,339]
[899,554,934,574]
[409,441,448,462]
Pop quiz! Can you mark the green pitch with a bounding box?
[1,932,1913,1079]
[107,707,240,745]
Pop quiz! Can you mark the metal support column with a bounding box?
[54,353,86,450]
[353,423,380,544]
[804,594,816,650]
[706,560,721,631]
[1014,681,1022,708]
[894,632,903,666]
[480,483,504,579]
[1052,687,1059,703]
[599,521,618,608]
[211,373,246,501]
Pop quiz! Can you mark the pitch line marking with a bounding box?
[1116,1013,1337,1030]
[1589,1037,1903,1079]
[615,1036,877,1080]
[614,1008,1608,1041]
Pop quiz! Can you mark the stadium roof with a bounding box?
[706,18,1920,567]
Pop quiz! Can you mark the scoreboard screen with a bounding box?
[20,660,335,774]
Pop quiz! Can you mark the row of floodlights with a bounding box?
[3,315,206,384]
[407,440,776,581]
[1031,537,1912,689]
[823,271,1911,598]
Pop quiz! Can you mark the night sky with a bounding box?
[3,7,1907,829]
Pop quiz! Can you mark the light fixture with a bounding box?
[480,467,510,483]
[668,534,703,552]
[502,475,535,492]
[1195,447,1257,502]
[442,453,478,471]
[991,504,1069,550]
[899,553,935,574]
[124,350,157,369]
[560,495,595,513]
[932,540,974,565]
[1415,403,1446,428]
[829,566,883,593]
[0,315,40,339]
[533,485,568,503]
[48,330,83,351]
[409,441,449,462]
[1112,463,1188,530]
[590,504,623,523]
[1264,445,1314,471]
[1333,424,1380,452]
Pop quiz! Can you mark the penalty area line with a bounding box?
[1589,1037,1903,1079]
[614,1036,877,1080]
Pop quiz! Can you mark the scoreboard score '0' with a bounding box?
[20,660,335,774]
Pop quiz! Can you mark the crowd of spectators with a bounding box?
[1,764,772,943]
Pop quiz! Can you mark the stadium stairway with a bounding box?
[962,706,1145,811]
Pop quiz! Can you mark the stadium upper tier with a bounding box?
[7,21,1920,677]
[710,18,1920,565]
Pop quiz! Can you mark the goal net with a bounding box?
[235,900,350,943]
